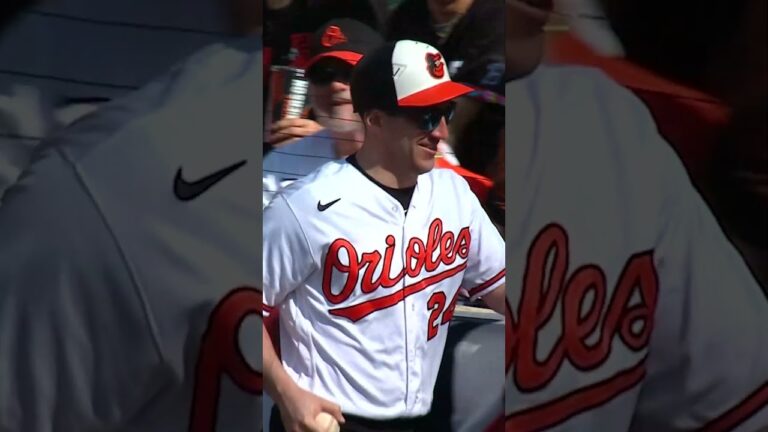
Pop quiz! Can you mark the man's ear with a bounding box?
[365,109,386,129]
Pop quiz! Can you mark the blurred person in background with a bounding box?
[263,0,390,152]
[263,18,383,208]
[503,0,767,431]
[709,99,768,290]
[265,0,387,68]
[450,97,505,229]
[449,97,504,179]
[386,0,505,95]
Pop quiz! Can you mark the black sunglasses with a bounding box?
[397,101,456,132]
[307,60,354,85]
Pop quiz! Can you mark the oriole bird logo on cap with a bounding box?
[321,25,348,47]
[425,52,445,79]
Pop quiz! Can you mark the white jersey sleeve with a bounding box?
[0,151,166,431]
[262,192,317,314]
[455,174,506,301]
[632,133,768,431]
[261,131,337,209]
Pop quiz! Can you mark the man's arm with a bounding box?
[481,284,506,316]
[263,324,345,431]
[262,194,345,431]
[593,73,768,430]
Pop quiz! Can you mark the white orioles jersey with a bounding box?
[263,160,505,419]
[504,66,768,431]
[0,39,263,432]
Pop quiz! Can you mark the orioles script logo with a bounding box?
[323,218,470,322]
[506,223,659,431]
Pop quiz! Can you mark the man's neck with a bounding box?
[354,143,418,189]
[332,128,364,159]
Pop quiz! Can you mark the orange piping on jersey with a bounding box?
[701,381,768,432]
[506,356,647,431]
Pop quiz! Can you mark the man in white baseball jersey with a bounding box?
[263,40,507,431]
[0,37,264,431]
[503,1,768,431]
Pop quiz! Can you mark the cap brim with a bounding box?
[398,81,475,107]
[305,51,363,70]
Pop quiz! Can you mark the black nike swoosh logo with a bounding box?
[317,198,341,212]
[174,160,247,201]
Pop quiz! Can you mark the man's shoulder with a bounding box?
[509,65,665,148]
[507,65,693,242]
[271,159,352,208]
[6,37,264,261]
[48,38,262,166]
[263,130,336,173]
[512,65,644,112]
[429,165,472,186]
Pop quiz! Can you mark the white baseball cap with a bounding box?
[351,40,474,113]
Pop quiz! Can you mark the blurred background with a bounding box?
[545,0,766,289]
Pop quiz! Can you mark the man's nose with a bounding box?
[430,117,449,140]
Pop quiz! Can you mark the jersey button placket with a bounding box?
[407,297,420,413]
[400,212,412,411]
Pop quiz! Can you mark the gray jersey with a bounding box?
[0,38,263,432]
[505,66,768,432]
[0,0,232,198]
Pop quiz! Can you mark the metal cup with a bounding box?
[266,66,310,124]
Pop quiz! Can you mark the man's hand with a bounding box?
[276,382,345,432]
[268,118,323,148]
[263,324,345,432]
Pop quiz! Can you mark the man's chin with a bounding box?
[416,158,436,174]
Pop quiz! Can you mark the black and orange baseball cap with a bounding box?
[304,18,384,71]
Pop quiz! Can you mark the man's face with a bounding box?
[505,0,553,79]
[378,102,455,175]
[307,58,359,132]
